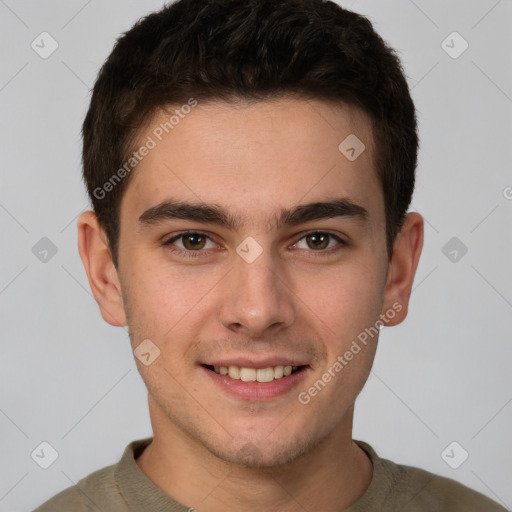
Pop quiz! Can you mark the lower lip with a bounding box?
[201,366,309,401]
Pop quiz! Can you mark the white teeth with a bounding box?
[228,366,240,379]
[240,367,257,382]
[213,364,302,381]
[256,367,274,383]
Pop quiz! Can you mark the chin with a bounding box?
[205,432,316,468]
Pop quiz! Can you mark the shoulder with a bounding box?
[392,461,507,511]
[354,440,507,512]
[33,462,126,512]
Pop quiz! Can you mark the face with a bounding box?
[98,98,402,466]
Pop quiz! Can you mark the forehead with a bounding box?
[121,97,383,231]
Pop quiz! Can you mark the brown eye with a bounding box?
[163,231,216,256]
[293,231,346,254]
[181,233,207,250]
[305,233,330,250]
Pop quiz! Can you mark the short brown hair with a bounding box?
[82,0,418,267]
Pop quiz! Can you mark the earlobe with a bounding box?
[381,212,424,327]
[77,211,127,327]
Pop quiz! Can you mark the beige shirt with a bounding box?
[33,437,507,512]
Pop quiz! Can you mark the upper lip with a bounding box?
[202,357,309,368]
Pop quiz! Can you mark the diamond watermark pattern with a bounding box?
[134,338,161,366]
[441,441,469,469]
[441,31,469,59]
[442,236,468,263]
[236,236,263,263]
[31,441,59,469]
[31,32,59,59]
[338,134,366,161]
[32,237,58,263]
[236,441,263,465]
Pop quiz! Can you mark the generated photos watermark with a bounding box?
[93,98,198,200]
[298,301,403,405]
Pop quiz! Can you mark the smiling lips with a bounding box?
[201,360,310,400]
[205,364,302,382]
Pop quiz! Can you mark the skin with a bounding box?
[78,97,423,512]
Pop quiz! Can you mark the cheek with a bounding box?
[124,256,221,343]
[296,258,383,340]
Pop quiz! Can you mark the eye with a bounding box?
[292,231,346,253]
[163,231,217,257]
[162,230,347,260]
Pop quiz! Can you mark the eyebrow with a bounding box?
[138,197,369,232]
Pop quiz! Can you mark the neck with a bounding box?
[136,399,373,512]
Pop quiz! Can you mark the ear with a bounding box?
[381,212,424,326]
[77,211,127,327]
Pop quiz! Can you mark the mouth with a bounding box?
[199,357,311,400]
[202,364,306,383]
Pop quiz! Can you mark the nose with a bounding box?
[218,246,296,338]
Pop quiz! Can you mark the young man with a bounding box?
[34,0,506,511]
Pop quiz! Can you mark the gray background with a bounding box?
[1,1,511,510]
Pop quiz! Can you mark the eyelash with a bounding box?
[162,230,347,259]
